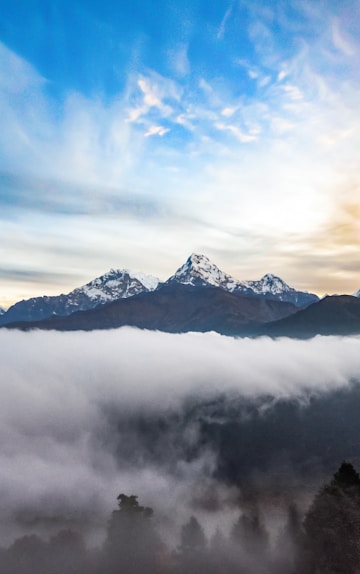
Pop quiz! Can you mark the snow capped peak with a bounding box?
[170,253,239,290]
[353,289,360,298]
[256,274,292,294]
[169,254,294,296]
[166,254,318,307]
[186,253,212,266]
[261,273,284,282]
[73,268,160,302]
[0,266,161,325]
[127,270,160,291]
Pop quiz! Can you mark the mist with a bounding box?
[1,327,360,549]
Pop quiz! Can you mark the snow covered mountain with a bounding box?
[353,289,360,298]
[240,273,319,306]
[167,254,318,307]
[0,268,160,325]
[70,268,159,303]
[166,253,252,293]
[0,253,319,326]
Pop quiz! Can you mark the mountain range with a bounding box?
[1,253,360,337]
[0,268,160,325]
[0,254,317,325]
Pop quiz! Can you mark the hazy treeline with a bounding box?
[1,462,360,574]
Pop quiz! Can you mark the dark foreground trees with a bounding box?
[300,461,360,574]
[2,463,360,574]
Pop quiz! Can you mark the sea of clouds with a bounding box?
[1,328,360,545]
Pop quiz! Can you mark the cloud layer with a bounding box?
[1,328,360,544]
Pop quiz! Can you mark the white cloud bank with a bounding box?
[1,328,360,544]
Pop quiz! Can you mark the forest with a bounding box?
[0,461,359,574]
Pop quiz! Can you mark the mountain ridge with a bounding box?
[0,253,321,327]
[0,268,160,325]
[167,254,317,307]
[260,295,360,338]
[2,283,299,335]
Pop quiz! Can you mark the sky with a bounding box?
[0,0,360,307]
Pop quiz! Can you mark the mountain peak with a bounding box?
[170,253,238,289]
[99,268,159,292]
[261,273,283,281]
[167,255,318,307]
[257,273,292,294]
[73,268,160,302]
[187,253,211,265]
[0,267,160,325]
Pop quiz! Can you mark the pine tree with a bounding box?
[303,462,360,574]
[103,494,162,574]
[177,515,207,574]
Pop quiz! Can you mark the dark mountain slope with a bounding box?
[262,295,360,338]
[2,284,298,335]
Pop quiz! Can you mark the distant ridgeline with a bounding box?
[2,253,360,337]
[0,462,360,574]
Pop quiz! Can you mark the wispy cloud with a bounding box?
[144,125,170,137]
[217,3,234,40]
[126,72,181,126]
[331,18,355,56]
[168,44,190,77]
[215,122,258,143]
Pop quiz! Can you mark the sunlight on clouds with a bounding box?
[221,106,237,117]
[144,125,170,137]
[126,72,181,125]
[312,192,360,253]
[271,183,360,295]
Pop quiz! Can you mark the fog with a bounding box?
[1,327,360,548]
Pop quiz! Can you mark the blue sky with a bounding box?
[0,0,360,306]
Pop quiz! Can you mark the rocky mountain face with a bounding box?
[0,253,318,326]
[0,269,160,325]
[166,253,254,293]
[168,254,318,307]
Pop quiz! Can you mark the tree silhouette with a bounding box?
[274,503,303,574]
[302,461,360,574]
[103,493,162,574]
[231,512,269,557]
[177,515,207,573]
